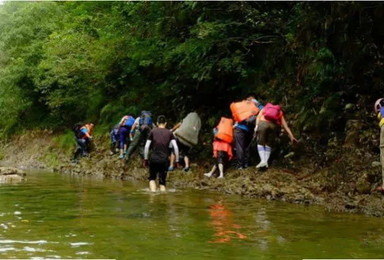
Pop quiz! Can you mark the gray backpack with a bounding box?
[174,112,201,147]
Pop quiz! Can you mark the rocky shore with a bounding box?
[1,130,384,217]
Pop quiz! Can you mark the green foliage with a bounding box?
[0,1,383,150]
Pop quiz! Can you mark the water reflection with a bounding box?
[209,201,247,243]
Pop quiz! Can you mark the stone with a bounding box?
[371,161,381,168]
[0,167,26,176]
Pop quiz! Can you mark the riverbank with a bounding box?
[1,130,384,217]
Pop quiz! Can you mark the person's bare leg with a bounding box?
[204,165,217,177]
[218,163,224,178]
[149,180,157,192]
[169,154,175,170]
[184,156,190,168]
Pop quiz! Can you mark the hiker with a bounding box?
[204,117,233,178]
[230,93,264,169]
[126,111,154,160]
[375,98,384,192]
[143,115,179,192]
[109,124,120,155]
[169,112,201,172]
[117,115,135,159]
[73,123,94,162]
[255,103,297,168]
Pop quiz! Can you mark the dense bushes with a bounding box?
[0,2,383,150]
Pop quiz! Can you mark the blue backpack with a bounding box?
[125,115,135,128]
[139,111,152,132]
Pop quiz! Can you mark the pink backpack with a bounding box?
[263,103,282,122]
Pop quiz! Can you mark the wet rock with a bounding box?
[0,174,23,183]
[0,167,25,176]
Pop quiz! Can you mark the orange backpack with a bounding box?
[215,117,233,144]
[230,100,260,122]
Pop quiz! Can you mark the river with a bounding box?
[0,171,383,259]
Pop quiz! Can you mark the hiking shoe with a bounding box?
[119,154,124,159]
[168,166,174,171]
[183,167,190,172]
[204,173,212,177]
[377,186,384,193]
[109,151,114,156]
[218,175,224,179]
[256,162,267,168]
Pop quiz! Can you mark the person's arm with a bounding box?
[170,139,179,163]
[254,109,263,133]
[171,122,181,132]
[144,140,152,160]
[129,122,137,140]
[281,115,297,144]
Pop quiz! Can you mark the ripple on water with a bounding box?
[69,242,93,247]
[0,239,48,244]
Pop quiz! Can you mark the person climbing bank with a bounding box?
[255,103,297,168]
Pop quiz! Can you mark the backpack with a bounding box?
[174,112,201,147]
[263,103,282,122]
[215,117,233,144]
[125,115,135,128]
[139,111,152,132]
[230,100,260,123]
[73,122,84,139]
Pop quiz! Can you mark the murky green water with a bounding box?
[0,172,383,259]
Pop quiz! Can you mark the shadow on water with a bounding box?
[0,171,383,259]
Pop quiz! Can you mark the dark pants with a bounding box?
[234,128,253,168]
[110,129,119,153]
[119,126,129,149]
[74,138,89,160]
[127,130,149,158]
[149,161,169,186]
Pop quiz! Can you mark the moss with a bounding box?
[41,152,61,168]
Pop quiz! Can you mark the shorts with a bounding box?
[177,140,191,157]
[215,151,229,166]
[257,121,278,147]
[170,139,191,157]
[149,161,169,186]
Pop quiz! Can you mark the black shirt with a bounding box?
[148,128,175,163]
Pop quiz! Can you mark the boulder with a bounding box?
[0,175,23,183]
[0,167,26,176]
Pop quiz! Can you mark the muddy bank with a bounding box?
[1,131,384,217]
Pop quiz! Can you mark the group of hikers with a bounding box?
[71,96,384,194]
[72,93,298,192]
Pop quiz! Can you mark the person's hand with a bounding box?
[290,136,298,145]
[143,159,149,168]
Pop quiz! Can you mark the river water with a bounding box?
[0,171,383,259]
